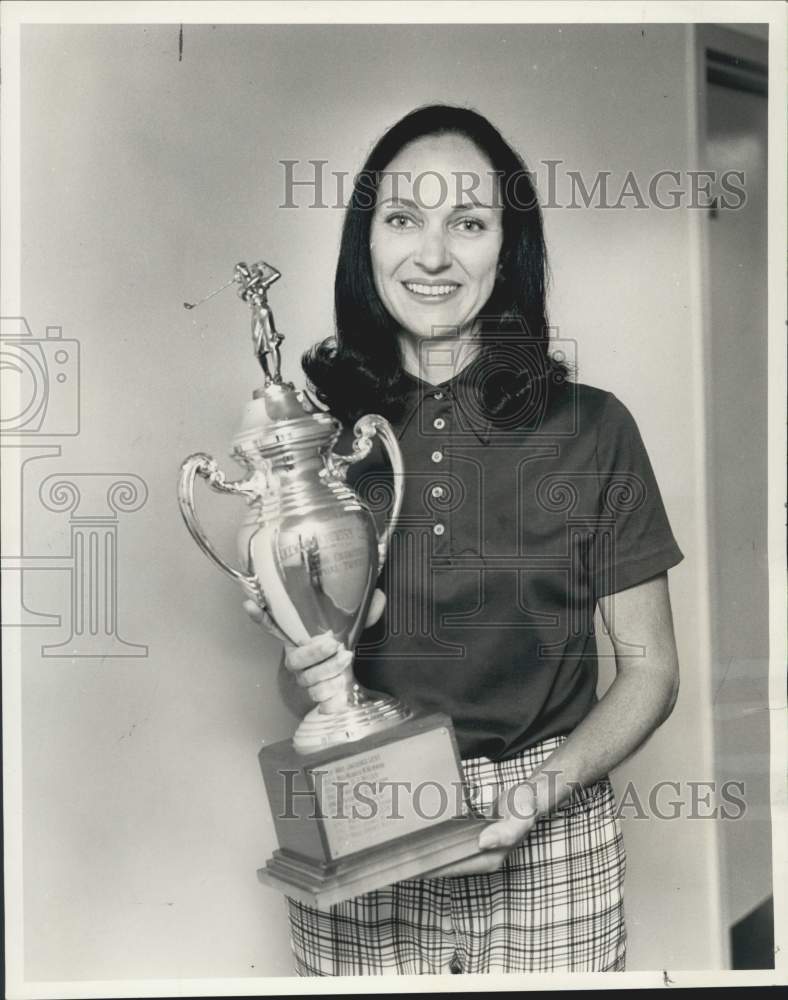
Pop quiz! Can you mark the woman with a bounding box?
[246,104,683,975]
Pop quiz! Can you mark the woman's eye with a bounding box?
[454,217,485,233]
[385,213,417,229]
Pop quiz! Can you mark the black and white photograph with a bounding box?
[1,1,785,994]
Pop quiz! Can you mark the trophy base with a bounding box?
[293,691,412,754]
[258,712,493,908]
[258,813,488,909]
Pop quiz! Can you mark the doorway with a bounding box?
[694,22,771,971]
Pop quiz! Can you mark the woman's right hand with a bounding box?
[242,589,386,713]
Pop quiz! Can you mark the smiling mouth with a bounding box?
[402,281,460,300]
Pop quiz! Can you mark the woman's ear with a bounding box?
[495,245,510,277]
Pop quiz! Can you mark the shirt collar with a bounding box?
[399,362,494,446]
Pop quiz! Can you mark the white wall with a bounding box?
[16,22,722,981]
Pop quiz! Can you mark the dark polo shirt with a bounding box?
[345,365,684,761]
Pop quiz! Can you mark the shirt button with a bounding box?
[433,523,445,536]
[431,485,445,499]
[431,450,443,463]
[433,391,444,400]
[433,417,446,430]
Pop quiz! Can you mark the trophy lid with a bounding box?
[232,384,339,460]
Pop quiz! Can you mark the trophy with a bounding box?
[177,260,490,908]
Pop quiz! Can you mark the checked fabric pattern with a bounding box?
[286,734,627,975]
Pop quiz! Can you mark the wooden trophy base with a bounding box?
[257,712,492,909]
[259,813,488,908]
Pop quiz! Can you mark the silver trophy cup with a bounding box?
[177,260,410,753]
[177,261,489,907]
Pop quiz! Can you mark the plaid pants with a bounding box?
[286,734,627,975]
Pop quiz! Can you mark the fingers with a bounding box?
[302,670,352,706]
[286,632,340,670]
[364,588,387,629]
[291,647,354,691]
[478,819,527,851]
[242,597,353,708]
[477,785,538,850]
[242,599,290,645]
[284,637,354,706]
[319,689,352,715]
[242,599,262,623]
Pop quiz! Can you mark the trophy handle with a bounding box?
[326,414,404,572]
[178,452,260,589]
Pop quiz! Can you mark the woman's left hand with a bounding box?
[420,781,540,878]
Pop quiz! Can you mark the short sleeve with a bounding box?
[593,393,684,597]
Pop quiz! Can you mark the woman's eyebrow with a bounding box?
[452,201,497,211]
[378,197,421,209]
[378,196,497,211]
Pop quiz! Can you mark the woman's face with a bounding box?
[370,133,504,342]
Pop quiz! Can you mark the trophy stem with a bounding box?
[293,685,413,755]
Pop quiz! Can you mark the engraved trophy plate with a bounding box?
[177,260,490,908]
[315,726,466,858]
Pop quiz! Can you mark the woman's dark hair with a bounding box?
[302,103,570,427]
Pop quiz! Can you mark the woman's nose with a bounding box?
[413,229,451,272]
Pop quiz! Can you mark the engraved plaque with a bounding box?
[315,727,465,859]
